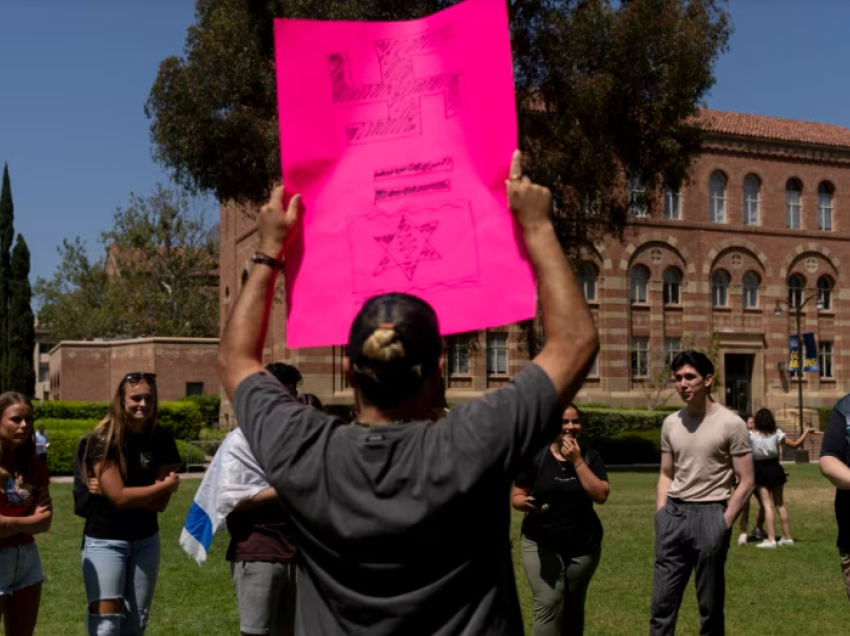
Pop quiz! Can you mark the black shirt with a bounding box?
[234,363,560,636]
[820,408,850,551]
[515,446,607,557]
[83,427,180,542]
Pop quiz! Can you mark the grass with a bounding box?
[34,465,846,635]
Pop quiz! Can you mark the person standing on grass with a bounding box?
[34,426,48,468]
[215,150,599,635]
[818,393,850,602]
[81,372,181,636]
[0,393,52,636]
[748,408,814,549]
[225,361,301,636]
[736,414,763,545]
[512,403,609,636]
[650,351,754,636]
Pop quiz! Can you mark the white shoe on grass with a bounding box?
[737,533,748,546]
[756,540,777,549]
[778,538,795,546]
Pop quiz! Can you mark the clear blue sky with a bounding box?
[1,1,849,290]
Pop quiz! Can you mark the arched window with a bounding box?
[786,179,803,229]
[578,262,598,302]
[711,270,730,307]
[818,275,834,311]
[709,171,727,223]
[787,273,805,309]
[663,267,682,305]
[743,174,760,225]
[663,180,681,220]
[818,182,834,232]
[630,266,649,303]
[743,271,760,309]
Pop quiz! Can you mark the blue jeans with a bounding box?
[81,534,161,636]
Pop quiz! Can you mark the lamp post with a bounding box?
[774,290,823,437]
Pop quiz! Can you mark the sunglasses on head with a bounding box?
[125,372,156,385]
[562,418,581,424]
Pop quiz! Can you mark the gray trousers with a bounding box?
[521,536,601,636]
[649,498,731,636]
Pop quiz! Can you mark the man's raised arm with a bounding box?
[507,151,599,408]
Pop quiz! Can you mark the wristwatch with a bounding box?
[251,252,285,270]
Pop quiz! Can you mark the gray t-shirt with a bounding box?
[234,363,559,636]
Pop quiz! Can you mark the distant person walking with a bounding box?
[34,426,48,468]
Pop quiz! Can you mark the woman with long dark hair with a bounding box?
[81,372,181,634]
[750,408,814,548]
[0,392,51,636]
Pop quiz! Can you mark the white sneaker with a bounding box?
[737,533,748,546]
[756,540,777,549]
[778,538,795,546]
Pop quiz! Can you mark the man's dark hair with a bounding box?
[297,393,324,410]
[265,362,303,391]
[348,293,442,408]
[670,350,714,378]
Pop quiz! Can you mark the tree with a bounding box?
[0,165,13,389]
[35,185,219,341]
[8,236,35,396]
[146,0,731,259]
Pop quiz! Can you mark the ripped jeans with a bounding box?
[81,534,161,636]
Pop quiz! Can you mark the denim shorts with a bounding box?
[231,561,297,635]
[0,543,44,596]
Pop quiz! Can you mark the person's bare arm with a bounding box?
[562,438,609,503]
[218,189,301,401]
[511,485,540,513]
[656,452,674,512]
[724,453,754,527]
[231,487,278,513]
[142,465,178,512]
[0,484,53,539]
[506,151,599,409]
[820,456,850,490]
[96,462,180,510]
[783,428,814,449]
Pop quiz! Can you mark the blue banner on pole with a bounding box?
[803,332,819,372]
[788,334,800,373]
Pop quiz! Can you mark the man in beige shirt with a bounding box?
[650,350,753,636]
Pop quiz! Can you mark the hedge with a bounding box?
[180,395,221,423]
[45,431,84,476]
[586,429,662,465]
[35,401,108,421]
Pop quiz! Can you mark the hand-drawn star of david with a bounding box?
[372,215,441,281]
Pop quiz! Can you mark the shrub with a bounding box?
[581,408,666,438]
[157,402,205,441]
[45,430,86,476]
[175,440,209,473]
[199,426,230,442]
[181,395,221,423]
[586,429,662,465]
[34,401,108,421]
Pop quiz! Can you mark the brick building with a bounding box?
[219,109,850,415]
[49,337,220,402]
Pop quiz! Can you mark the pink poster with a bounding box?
[274,0,535,348]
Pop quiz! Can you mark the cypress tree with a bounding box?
[0,165,13,391]
[8,235,34,396]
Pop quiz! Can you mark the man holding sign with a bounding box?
[217,151,598,635]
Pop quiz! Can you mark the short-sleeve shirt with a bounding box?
[515,446,607,558]
[0,461,49,549]
[750,429,786,461]
[234,363,560,636]
[83,427,180,542]
[661,403,751,502]
[35,432,48,455]
[820,408,850,551]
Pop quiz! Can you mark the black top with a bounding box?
[515,445,607,558]
[820,406,850,551]
[234,363,560,636]
[83,427,180,542]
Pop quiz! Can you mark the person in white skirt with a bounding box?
[749,408,815,548]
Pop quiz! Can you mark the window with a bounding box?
[630,266,649,303]
[628,175,647,217]
[743,174,760,225]
[819,341,834,379]
[709,171,727,223]
[38,363,49,383]
[664,338,682,367]
[788,274,805,309]
[786,179,803,229]
[588,354,599,377]
[40,343,56,353]
[663,268,682,305]
[818,182,834,231]
[663,181,681,220]
[743,271,760,309]
[578,262,598,302]
[486,332,508,375]
[631,337,649,377]
[581,192,599,216]
[448,337,471,375]
[711,270,730,307]
[186,382,204,396]
[818,276,833,311]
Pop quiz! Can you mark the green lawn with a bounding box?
[34,465,846,635]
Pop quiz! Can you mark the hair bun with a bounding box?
[360,327,406,363]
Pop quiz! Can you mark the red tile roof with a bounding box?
[690,109,850,150]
